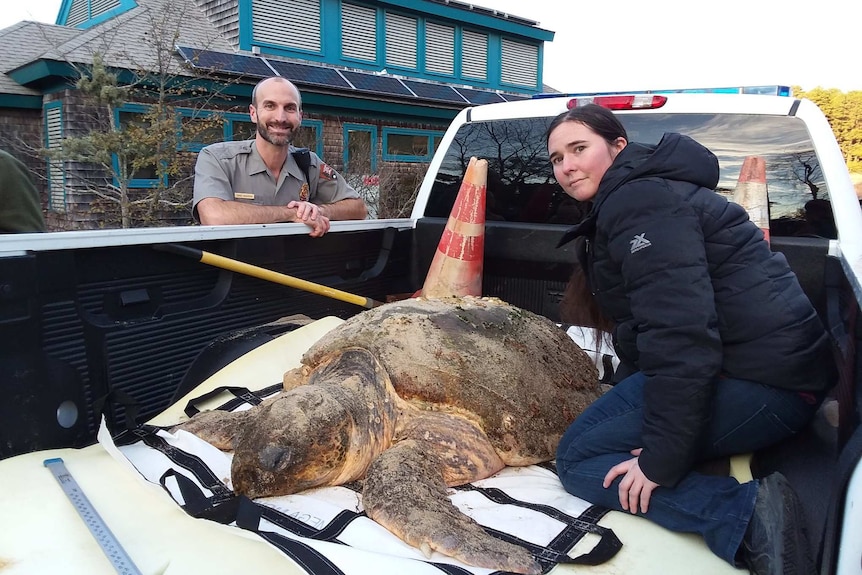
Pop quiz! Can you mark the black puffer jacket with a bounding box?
[560,133,835,486]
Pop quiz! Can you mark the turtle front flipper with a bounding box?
[363,439,542,575]
[171,407,256,451]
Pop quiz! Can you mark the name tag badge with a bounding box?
[234,193,255,200]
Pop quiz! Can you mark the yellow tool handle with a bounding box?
[156,243,383,309]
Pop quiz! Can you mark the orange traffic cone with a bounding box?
[734,155,770,244]
[419,156,487,298]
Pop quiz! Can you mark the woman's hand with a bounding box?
[603,448,660,514]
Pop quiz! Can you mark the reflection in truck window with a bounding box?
[428,114,834,238]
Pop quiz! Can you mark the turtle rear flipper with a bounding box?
[363,439,541,575]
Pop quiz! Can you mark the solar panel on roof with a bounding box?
[176,46,272,78]
[401,80,466,103]
[175,45,527,106]
[265,59,351,89]
[456,87,506,105]
[340,71,414,97]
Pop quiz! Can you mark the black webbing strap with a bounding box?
[236,500,471,575]
[292,148,312,185]
[121,386,620,574]
[94,388,141,432]
[454,484,621,569]
[136,427,234,500]
[159,469,243,523]
[237,499,361,541]
[183,383,282,417]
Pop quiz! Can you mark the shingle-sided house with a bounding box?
[0,0,555,229]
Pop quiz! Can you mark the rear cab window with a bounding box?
[427,113,834,239]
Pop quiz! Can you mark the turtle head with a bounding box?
[230,385,356,498]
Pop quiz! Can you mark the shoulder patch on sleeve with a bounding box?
[319,163,337,181]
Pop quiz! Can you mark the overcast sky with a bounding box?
[2,0,859,93]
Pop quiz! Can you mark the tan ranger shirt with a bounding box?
[192,140,359,222]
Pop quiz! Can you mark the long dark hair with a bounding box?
[547,104,624,335]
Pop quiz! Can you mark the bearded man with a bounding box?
[193,77,366,236]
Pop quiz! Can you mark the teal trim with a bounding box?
[238,0,253,50]
[301,118,325,157]
[224,111,253,140]
[249,41,325,62]
[302,92,458,122]
[376,0,553,41]
[9,62,254,104]
[343,123,377,173]
[43,101,65,212]
[7,60,78,87]
[322,0,340,60]
[381,127,444,162]
[176,108,222,152]
[0,94,43,109]
[417,19,425,72]
[487,34,501,90]
[77,0,138,29]
[453,25,463,79]
[56,0,138,28]
[375,7,385,65]
[56,0,72,25]
[536,44,544,88]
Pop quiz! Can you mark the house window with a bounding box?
[385,12,417,70]
[343,124,377,174]
[116,107,162,187]
[92,0,121,15]
[66,0,90,26]
[341,2,377,63]
[500,38,538,88]
[252,0,321,53]
[461,30,488,81]
[228,117,257,141]
[178,110,225,152]
[44,102,65,213]
[425,22,454,76]
[382,128,444,162]
[294,119,324,157]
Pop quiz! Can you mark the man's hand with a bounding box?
[288,200,330,237]
[603,448,660,514]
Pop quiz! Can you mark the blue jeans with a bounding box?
[556,371,821,565]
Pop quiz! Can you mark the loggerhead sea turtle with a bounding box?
[174,296,602,574]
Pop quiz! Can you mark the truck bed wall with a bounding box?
[0,228,414,459]
[414,219,834,325]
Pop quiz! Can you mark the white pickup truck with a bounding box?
[0,87,859,575]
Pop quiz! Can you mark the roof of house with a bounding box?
[0,0,548,112]
[0,21,78,96]
[8,0,232,79]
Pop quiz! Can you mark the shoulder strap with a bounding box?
[292,148,312,184]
